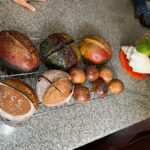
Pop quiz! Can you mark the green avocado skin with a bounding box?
[136,39,150,55]
[40,33,80,70]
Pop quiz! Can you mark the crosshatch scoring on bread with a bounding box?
[0,84,31,116]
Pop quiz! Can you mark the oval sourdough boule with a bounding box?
[0,79,38,123]
[36,70,73,107]
[0,30,40,72]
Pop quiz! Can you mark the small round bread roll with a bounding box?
[109,79,124,94]
[0,79,38,123]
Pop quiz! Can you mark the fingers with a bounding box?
[27,0,45,2]
[21,2,36,12]
[13,0,46,12]
[37,0,46,1]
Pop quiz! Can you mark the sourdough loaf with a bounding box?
[36,70,73,107]
[0,30,40,72]
[0,79,38,123]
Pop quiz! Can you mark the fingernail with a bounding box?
[31,7,36,12]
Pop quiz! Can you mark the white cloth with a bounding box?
[121,46,150,74]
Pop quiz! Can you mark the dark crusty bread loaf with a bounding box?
[40,33,81,70]
[0,30,40,72]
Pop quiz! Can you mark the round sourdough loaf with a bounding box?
[0,79,38,123]
[0,30,40,72]
[36,70,73,107]
[40,33,81,70]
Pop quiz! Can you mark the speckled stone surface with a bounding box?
[0,0,150,150]
[0,92,150,150]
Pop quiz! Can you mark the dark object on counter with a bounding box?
[99,67,113,83]
[0,30,40,72]
[134,0,150,27]
[85,66,99,82]
[69,67,86,84]
[40,33,81,70]
[0,79,38,123]
[73,85,90,104]
[92,79,108,97]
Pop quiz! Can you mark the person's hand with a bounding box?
[13,0,45,12]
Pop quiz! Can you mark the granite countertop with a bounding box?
[0,0,150,150]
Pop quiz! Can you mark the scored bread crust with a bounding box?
[42,78,72,106]
[42,70,71,82]
[44,87,74,107]
[2,79,38,109]
[0,81,37,122]
[36,70,73,107]
[0,30,40,72]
